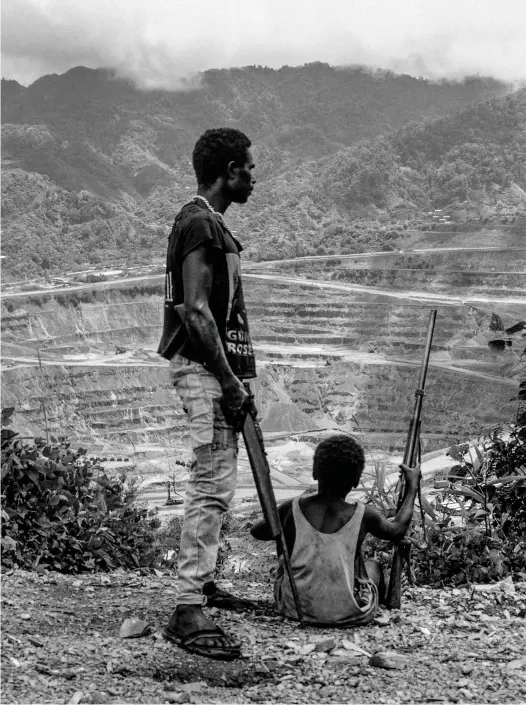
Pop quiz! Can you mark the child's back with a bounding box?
[274,496,378,625]
[251,435,420,625]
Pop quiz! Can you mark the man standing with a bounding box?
[158,128,257,660]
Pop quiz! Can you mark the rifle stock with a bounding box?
[386,310,437,610]
[242,407,305,625]
[386,543,404,609]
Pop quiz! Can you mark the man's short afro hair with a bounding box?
[192,128,251,187]
[313,434,365,490]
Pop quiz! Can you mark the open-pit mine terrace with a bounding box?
[2,228,525,514]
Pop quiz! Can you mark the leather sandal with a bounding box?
[162,623,241,661]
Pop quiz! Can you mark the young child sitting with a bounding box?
[250,434,420,625]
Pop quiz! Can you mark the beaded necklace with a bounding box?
[185,194,239,241]
[192,195,225,222]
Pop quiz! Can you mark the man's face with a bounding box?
[227,149,256,204]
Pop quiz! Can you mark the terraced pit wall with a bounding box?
[2,265,523,461]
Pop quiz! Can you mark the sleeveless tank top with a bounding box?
[274,497,378,625]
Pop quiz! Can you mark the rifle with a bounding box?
[386,309,437,610]
[242,393,305,625]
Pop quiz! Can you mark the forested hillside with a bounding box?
[1,63,523,278]
[238,89,526,259]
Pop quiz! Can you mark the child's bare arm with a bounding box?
[363,464,421,542]
[250,499,293,540]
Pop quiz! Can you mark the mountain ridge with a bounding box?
[1,63,523,279]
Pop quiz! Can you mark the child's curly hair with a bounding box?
[313,434,365,490]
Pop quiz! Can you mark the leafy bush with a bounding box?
[156,515,183,570]
[412,527,522,586]
[413,423,526,585]
[359,456,435,567]
[1,408,161,573]
[360,422,526,586]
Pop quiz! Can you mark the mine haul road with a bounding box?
[244,273,526,307]
[2,268,526,307]
[253,245,526,266]
[2,350,518,388]
[3,244,526,307]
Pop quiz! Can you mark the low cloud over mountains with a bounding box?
[2,0,526,89]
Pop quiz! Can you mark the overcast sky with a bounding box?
[2,0,526,89]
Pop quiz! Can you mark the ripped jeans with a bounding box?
[170,354,238,606]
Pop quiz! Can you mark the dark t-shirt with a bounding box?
[157,200,256,380]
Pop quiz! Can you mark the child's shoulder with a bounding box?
[359,502,387,538]
[278,497,295,521]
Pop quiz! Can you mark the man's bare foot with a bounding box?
[163,604,241,660]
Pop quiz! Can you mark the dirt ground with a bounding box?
[1,567,526,705]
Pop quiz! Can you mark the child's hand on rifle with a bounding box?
[399,463,421,490]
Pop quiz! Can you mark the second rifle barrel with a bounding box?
[405,309,437,467]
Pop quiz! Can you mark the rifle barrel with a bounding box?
[387,309,437,609]
[404,310,437,469]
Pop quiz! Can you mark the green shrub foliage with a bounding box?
[413,422,526,585]
[362,421,526,586]
[1,408,161,573]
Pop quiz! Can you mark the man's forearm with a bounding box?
[185,306,236,385]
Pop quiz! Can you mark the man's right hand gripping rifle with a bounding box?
[221,375,254,432]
